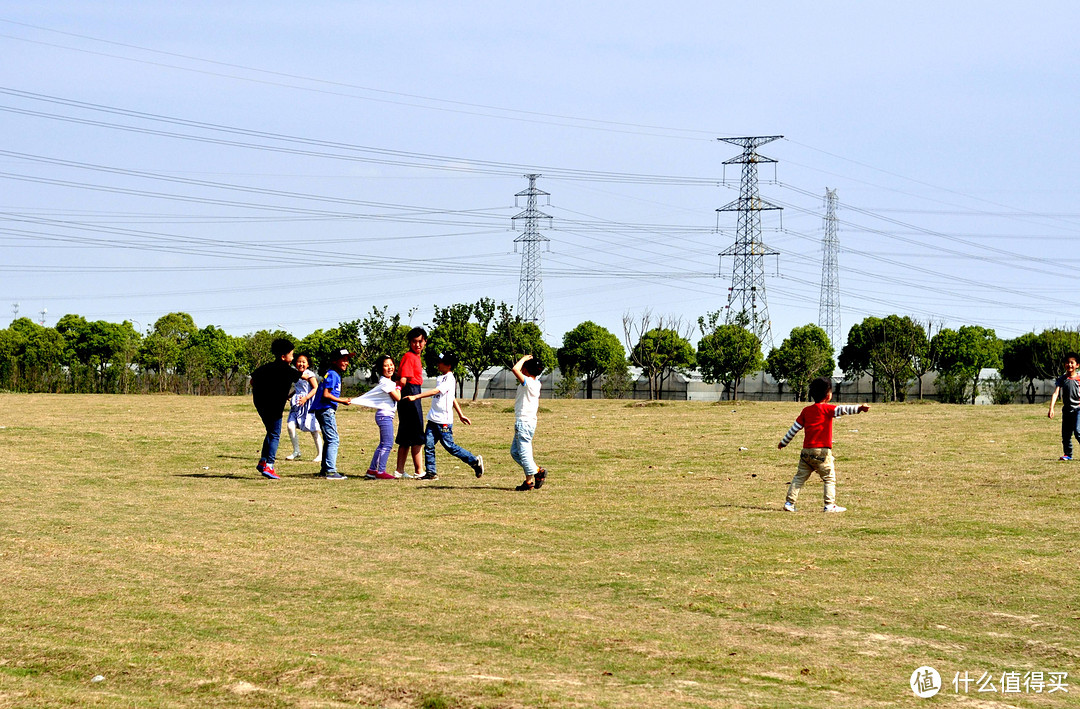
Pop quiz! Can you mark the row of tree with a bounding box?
[1,303,1075,402]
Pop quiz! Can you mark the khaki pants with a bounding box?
[786,447,836,508]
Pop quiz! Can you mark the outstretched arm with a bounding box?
[778,421,803,449]
[833,404,870,417]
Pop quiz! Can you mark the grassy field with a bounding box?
[0,394,1077,708]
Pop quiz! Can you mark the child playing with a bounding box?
[285,353,324,463]
[1047,352,1080,460]
[510,354,547,491]
[777,377,870,513]
[250,337,313,480]
[405,351,484,481]
[351,355,403,479]
[310,348,355,480]
[394,327,428,478]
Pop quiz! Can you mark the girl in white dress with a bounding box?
[285,353,323,462]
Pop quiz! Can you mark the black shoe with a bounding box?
[515,480,535,491]
[473,455,485,478]
[419,472,439,481]
[534,468,546,489]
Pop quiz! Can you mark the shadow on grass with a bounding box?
[174,472,249,480]
[713,503,783,512]
[420,484,520,492]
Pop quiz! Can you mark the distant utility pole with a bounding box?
[512,174,552,330]
[11,302,18,321]
[38,306,47,326]
[818,188,842,352]
[717,136,783,350]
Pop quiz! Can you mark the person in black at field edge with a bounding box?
[250,337,316,480]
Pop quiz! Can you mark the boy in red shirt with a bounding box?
[394,327,428,478]
[777,377,870,513]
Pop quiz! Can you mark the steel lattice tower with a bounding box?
[511,174,552,329]
[717,136,783,350]
[818,188,841,351]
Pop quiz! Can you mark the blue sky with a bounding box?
[2,2,1078,350]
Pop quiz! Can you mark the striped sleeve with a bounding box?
[832,404,863,418]
[778,421,804,448]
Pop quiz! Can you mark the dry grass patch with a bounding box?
[0,395,1076,707]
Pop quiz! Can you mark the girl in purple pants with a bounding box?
[352,355,403,479]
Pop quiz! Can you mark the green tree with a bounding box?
[765,324,835,401]
[487,304,557,377]
[355,306,411,376]
[426,302,481,398]
[9,318,66,392]
[931,325,1003,405]
[556,321,626,399]
[0,326,23,390]
[839,315,926,402]
[1002,329,1080,403]
[139,312,197,392]
[695,311,763,401]
[185,325,240,394]
[631,328,696,400]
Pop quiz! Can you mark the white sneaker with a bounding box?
[311,456,322,464]
[285,452,300,461]
[783,502,796,512]
[400,471,420,479]
[823,504,847,513]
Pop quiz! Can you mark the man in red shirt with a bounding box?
[777,377,870,513]
[395,327,428,477]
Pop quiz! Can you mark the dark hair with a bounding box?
[371,354,394,384]
[523,357,543,377]
[809,377,833,403]
[294,352,311,366]
[1066,353,1079,364]
[270,337,294,358]
[407,327,428,341]
[437,351,459,368]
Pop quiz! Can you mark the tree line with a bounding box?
[0,303,1074,403]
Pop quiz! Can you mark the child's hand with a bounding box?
[404,394,415,402]
[459,414,472,425]
[777,442,785,450]
[859,404,870,413]
[1049,408,1055,419]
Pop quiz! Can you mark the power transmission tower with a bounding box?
[818,188,841,352]
[717,136,782,350]
[39,306,47,326]
[11,302,18,321]
[512,174,552,330]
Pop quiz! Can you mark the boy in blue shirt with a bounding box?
[311,348,355,480]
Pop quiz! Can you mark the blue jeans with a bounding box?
[1063,409,1080,456]
[259,413,282,465]
[314,408,339,474]
[510,420,538,476]
[369,411,395,473]
[424,421,477,475]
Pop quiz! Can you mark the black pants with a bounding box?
[395,383,425,446]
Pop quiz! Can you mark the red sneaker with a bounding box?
[374,471,397,480]
[260,465,280,480]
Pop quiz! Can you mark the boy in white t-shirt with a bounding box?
[510,354,546,491]
[405,351,484,481]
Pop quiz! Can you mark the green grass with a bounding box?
[0,395,1077,707]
